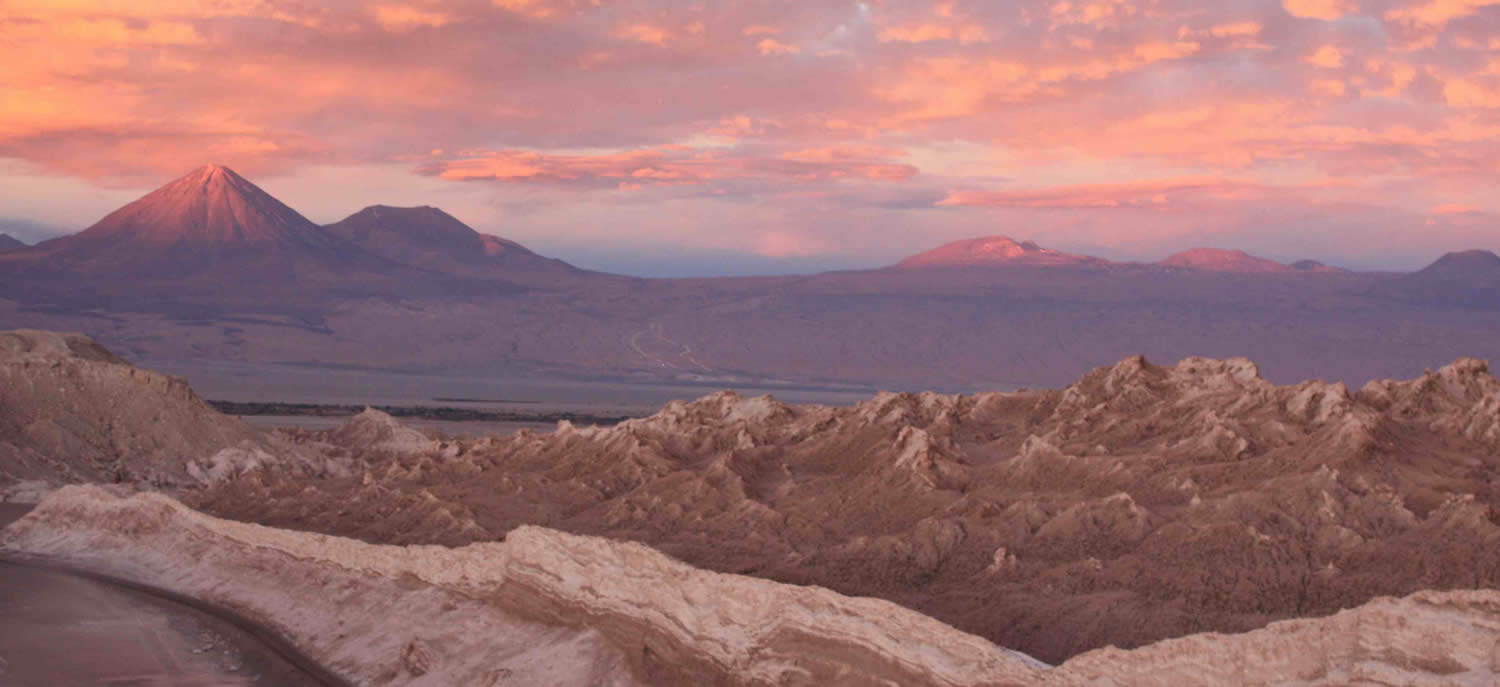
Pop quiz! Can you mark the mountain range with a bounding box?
[1,164,1498,388]
[896,237,1345,273]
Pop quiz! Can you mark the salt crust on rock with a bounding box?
[7,486,1500,686]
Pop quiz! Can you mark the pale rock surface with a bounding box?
[6,487,1500,686]
[1,486,1045,687]
[327,408,437,455]
[0,329,331,488]
[195,353,1500,665]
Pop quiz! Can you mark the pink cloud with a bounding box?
[1283,0,1357,20]
[419,146,918,186]
[938,178,1262,210]
[3,0,1500,269]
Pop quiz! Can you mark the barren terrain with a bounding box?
[184,349,1500,663]
[9,486,1500,686]
[6,330,1500,683]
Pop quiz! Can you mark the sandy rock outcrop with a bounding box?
[1,486,1045,687]
[7,487,1500,686]
[196,354,1500,664]
[0,330,327,488]
[327,408,438,455]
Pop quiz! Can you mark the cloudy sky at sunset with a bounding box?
[3,0,1498,275]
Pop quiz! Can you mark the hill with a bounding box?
[1158,247,1293,272]
[324,205,585,283]
[896,236,1108,268]
[1369,249,1500,307]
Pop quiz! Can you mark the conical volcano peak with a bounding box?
[174,163,244,189]
[161,164,262,199]
[193,162,232,177]
[29,164,379,279]
[74,163,319,247]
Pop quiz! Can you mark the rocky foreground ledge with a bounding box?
[5,486,1500,687]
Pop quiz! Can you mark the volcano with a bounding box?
[30,164,390,282]
[324,205,583,282]
[1371,249,1500,307]
[1417,249,1500,282]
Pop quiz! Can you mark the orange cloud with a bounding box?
[1208,22,1263,38]
[757,39,799,56]
[1306,45,1345,68]
[939,178,1258,210]
[1313,79,1348,96]
[1444,78,1500,107]
[421,146,918,186]
[879,24,955,43]
[374,5,452,31]
[1283,0,1357,20]
[615,23,670,46]
[491,0,559,19]
[1386,0,1500,26]
[4,0,1500,271]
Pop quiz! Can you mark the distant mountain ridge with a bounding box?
[1,165,1497,389]
[0,234,24,253]
[1420,249,1500,281]
[27,164,387,281]
[1159,247,1295,273]
[1369,249,1500,307]
[324,204,583,281]
[894,236,1349,273]
[896,236,1107,268]
[7,164,580,290]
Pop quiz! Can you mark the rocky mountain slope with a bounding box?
[0,329,327,492]
[8,486,1500,686]
[0,233,25,253]
[193,352,1500,664]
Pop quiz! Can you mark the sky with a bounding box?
[2,0,1499,276]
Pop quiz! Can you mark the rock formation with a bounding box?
[8,486,1500,686]
[7,329,1500,676]
[195,353,1500,663]
[1,486,1046,687]
[0,329,328,492]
